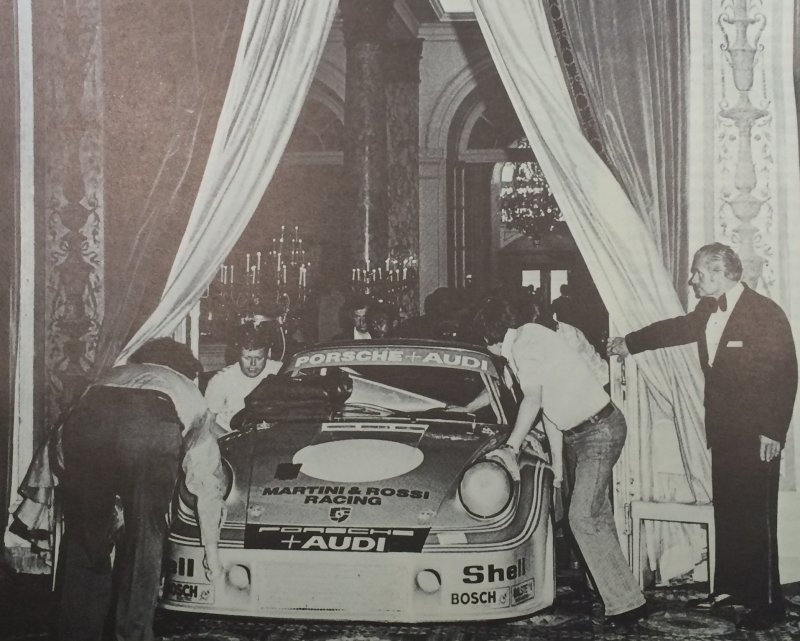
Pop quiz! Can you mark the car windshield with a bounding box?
[286,345,503,423]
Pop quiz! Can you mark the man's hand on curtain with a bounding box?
[607,337,630,361]
[759,435,782,462]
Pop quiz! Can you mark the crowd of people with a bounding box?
[53,243,795,638]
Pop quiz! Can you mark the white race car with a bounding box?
[160,340,555,622]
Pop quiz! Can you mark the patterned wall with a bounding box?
[41,0,104,427]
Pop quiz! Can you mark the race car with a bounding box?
[160,339,556,622]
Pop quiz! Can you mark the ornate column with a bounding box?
[716,0,769,288]
[40,0,105,426]
[385,39,423,317]
[341,0,393,272]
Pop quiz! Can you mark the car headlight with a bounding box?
[458,459,513,519]
[179,458,234,509]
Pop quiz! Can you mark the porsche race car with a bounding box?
[160,340,555,622]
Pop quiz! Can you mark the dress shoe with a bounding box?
[686,592,734,610]
[603,602,648,629]
[736,604,786,631]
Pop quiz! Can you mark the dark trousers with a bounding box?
[712,443,782,608]
[57,387,183,641]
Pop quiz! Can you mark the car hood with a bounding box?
[229,419,500,530]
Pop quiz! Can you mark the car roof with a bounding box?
[297,337,494,358]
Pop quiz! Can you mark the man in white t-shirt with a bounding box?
[473,297,646,630]
[205,329,282,431]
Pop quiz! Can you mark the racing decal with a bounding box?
[261,484,431,506]
[163,580,214,604]
[462,558,527,584]
[450,587,510,608]
[329,507,351,522]
[163,556,196,579]
[290,347,492,373]
[512,578,535,605]
[244,525,430,552]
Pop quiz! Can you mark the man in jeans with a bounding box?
[473,297,646,629]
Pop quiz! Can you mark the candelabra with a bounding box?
[350,253,418,316]
[200,226,311,341]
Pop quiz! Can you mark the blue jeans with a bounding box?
[563,407,645,615]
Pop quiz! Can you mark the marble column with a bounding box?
[385,39,423,317]
[341,0,393,272]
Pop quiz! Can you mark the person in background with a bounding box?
[551,283,577,325]
[367,301,397,339]
[608,243,797,631]
[473,297,647,630]
[57,338,226,641]
[333,293,373,340]
[205,325,282,431]
[398,287,466,340]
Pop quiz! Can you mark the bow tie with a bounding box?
[706,294,727,313]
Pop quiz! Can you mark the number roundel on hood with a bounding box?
[293,439,424,482]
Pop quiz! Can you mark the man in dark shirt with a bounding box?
[57,338,226,641]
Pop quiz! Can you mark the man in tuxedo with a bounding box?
[608,243,797,630]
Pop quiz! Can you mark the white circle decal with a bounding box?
[293,439,424,482]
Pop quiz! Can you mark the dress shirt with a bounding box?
[556,322,609,386]
[705,281,744,367]
[502,324,610,431]
[353,328,372,340]
[205,360,282,430]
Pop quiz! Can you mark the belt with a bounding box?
[566,402,615,437]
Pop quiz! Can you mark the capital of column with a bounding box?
[341,0,394,46]
[384,38,423,84]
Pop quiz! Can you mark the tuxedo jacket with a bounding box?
[626,285,797,450]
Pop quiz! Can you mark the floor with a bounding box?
[3,564,800,641]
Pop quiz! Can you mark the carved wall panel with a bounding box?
[40,0,104,426]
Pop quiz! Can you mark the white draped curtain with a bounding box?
[472,0,711,581]
[14,0,337,548]
[116,0,338,363]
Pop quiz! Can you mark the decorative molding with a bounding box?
[714,0,775,292]
[423,53,496,150]
[43,0,104,425]
[428,0,475,23]
[391,0,420,36]
[417,22,482,42]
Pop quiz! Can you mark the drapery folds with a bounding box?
[471,0,710,579]
[557,0,689,304]
[555,0,702,582]
[116,0,338,363]
[14,0,337,553]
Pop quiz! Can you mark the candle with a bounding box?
[352,268,356,281]
[246,253,251,273]
[282,263,287,285]
[256,251,261,271]
[230,265,234,284]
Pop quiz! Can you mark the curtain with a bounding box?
[14,0,337,550]
[555,0,701,583]
[471,0,711,577]
[558,0,688,302]
[92,1,248,378]
[116,0,338,363]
